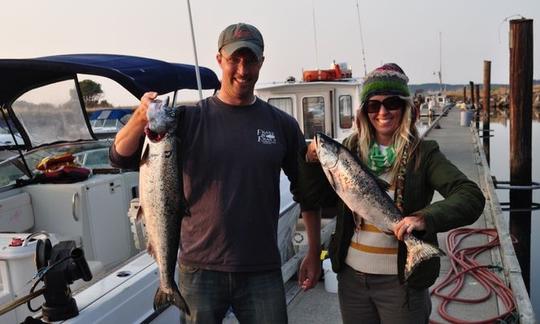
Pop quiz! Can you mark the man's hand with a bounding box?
[132,91,158,126]
[298,252,321,291]
[113,91,158,157]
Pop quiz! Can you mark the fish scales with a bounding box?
[139,100,189,313]
[315,132,444,279]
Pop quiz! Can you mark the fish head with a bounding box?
[315,132,340,170]
[146,97,178,138]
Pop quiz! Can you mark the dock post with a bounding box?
[469,81,476,128]
[509,18,533,292]
[475,84,481,130]
[463,86,467,103]
[482,61,491,165]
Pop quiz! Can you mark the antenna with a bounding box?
[311,0,320,69]
[433,32,443,92]
[355,0,368,76]
[186,0,203,100]
[439,31,443,92]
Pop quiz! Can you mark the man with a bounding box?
[110,23,306,323]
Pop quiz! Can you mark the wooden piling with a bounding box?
[475,84,481,129]
[463,86,467,103]
[509,18,533,292]
[469,81,476,129]
[482,61,491,164]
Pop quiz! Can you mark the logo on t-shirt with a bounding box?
[257,129,276,144]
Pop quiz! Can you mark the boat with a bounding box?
[420,92,451,117]
[0,54,229,323]
[256,62,361,141]
[88,108,134,139]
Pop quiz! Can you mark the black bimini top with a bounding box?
[0,54,220,149]
[0,53,220,106]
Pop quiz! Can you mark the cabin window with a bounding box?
[268,97,293,115]
[11,80,93,147]
[339,95,353,129]
[302,96,325,139]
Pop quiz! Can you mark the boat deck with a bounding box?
[286,107,535,323]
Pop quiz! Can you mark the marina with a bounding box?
[0,1,539,322]
[0,56,538,322]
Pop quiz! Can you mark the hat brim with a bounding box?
[221,41,263,60]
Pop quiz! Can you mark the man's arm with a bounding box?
[114,92,157,156]
[298,209,321,291]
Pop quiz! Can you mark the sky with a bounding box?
[1,0,539,106]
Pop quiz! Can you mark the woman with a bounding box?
[298,63,485,323]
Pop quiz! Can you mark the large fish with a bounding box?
[139,98,189,313]
[315,132,444,279]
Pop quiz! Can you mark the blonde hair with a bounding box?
[354,96,420,185]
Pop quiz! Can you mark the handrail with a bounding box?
[471,127,536,324]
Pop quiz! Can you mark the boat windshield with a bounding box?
[10,79,94,148]
[0,140,113,188]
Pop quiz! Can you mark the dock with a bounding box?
[286,106,535,323]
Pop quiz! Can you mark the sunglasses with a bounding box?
[363,97,406,113]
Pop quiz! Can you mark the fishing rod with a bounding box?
[186,0,203,101]
[355,0,368,76]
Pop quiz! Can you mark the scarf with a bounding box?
[367,143,396,175]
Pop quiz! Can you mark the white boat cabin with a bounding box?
[256,69,361,141]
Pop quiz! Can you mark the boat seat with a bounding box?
[0,192,34,232]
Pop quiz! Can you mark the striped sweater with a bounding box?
[344,173,398,274]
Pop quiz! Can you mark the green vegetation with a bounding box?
[79,79,111,108]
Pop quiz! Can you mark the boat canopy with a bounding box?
[0,54,220,105]
[0,54,220,149]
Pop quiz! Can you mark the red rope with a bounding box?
[429,228,517,324]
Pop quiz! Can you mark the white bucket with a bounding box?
[460,110,474,127]
[322,258,338,293]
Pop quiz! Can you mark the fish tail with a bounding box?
[153,284,190,315]
[403,236,445,280]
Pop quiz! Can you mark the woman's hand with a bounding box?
[305,139,319,162]
[394,214,426,241]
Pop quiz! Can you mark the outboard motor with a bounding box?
[34,239,93,322]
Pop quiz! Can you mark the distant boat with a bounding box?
[421,92,451,117]
[0,120,23,148]
[88,108,133,139]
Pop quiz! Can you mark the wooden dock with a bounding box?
[286,106,536,323]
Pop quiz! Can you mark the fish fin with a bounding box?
[146,242,155,258]
[403,235,445,280]
[136,205,144,222]
[153,285,190,315]
[140,139,150,164]
[326,171,336,189]
[374,177,391,191]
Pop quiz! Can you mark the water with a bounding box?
[482,108,540,316]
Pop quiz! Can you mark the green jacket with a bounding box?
[298,134,486,289]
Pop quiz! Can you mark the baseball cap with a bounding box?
[218,23,264,60]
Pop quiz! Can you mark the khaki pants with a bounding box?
[337,265,431,324]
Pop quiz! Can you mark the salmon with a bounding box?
[139,99,189,313]
[315,132,444,279]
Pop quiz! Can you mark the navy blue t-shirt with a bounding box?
[110,96,306,271]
